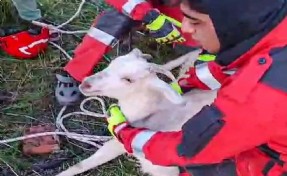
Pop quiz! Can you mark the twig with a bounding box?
[4,113,37,121]
[32,170,43,176]
[0,131,111,143]
[49,41,72,60]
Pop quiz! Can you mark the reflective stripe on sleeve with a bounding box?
[122,0,146,16]
[195,62,221,90]
[87,27,116,46]
[131,130,156,157]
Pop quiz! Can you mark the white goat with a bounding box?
[56,48,218,176]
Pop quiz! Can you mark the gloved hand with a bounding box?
[107,104,128,137]
[143,9,185,44]
[64,9,135,82]
[178,53,218,91]
[0,26,49,59]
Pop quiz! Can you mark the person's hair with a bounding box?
[182,0,208,14]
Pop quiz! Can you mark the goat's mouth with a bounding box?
[79,85,102,96]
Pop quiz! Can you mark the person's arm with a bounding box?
[64,10,135,82]
[113,84,277,166]
[104,0,185,44]
[104,0,153,21]
[178,60,232,91]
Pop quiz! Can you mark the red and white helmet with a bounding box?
[0,28,49,59]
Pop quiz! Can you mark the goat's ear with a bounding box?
[148,78,184,105]
[130,48,152,60]
[130,48,143,56]
[141,53,153,60]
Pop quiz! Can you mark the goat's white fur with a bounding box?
[56,48,217,176]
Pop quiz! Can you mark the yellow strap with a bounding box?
[165,16,182,28]
[170,82,183,95]
[107,104,126,125]
[146,14,166,31]
[146,14,182,31]
[198,54,216,62]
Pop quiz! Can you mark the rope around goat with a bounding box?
[0,0,113,148]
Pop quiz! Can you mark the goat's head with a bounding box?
[79,48,184,104]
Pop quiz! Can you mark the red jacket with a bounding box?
[104,0,198,47]
[178,60,233,91]
[116,17,287,176]
[65,0,227,83]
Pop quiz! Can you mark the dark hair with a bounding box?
[182,0,208,14]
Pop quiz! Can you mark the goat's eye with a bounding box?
[122,77,134,83]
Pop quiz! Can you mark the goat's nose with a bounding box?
[81,81,92,89]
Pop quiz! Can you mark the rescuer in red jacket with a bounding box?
[61,0,232,105]
[64,0,196,83]
[107,0,287,175]
[65,0,231,86]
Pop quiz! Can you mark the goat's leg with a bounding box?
[56,139,126,176]
[163,49,201,70]
[138,158,179,176]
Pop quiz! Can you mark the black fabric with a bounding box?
[142,9,160,25]
[186,0,287,66]
[260,46,287,93]
[95,9,136,39]
[262,160,276,176]
[185,159,238,176]
[177,104,225,158]
[158,0,182,7]
[258,144,285,166]
[178,166,187,173]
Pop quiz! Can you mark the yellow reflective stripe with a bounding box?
[195,62,221,90]
[122,0,146,16]
[165,16,182,28]
[146,14,166,31]
[131,130,156,157]
[88,27,116,46]
[170,82,183,95]
[198,54,216,62]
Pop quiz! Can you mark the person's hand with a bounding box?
[143,9,185,44]
[107,104,128,137]
[177,53,217,91]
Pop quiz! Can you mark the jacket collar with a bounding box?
[212,0,287,67]
[223,17,287,69]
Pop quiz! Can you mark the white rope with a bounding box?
[32,0,88,34]
[0,96,112,149]
[0,0,113,150]
[31,21,88,34]
[49,41,73,60]
[56,97,107,134]
[56,0,87,29]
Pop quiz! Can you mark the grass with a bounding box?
[0,0,187,175]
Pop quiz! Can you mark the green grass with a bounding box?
[0,0,187,175]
